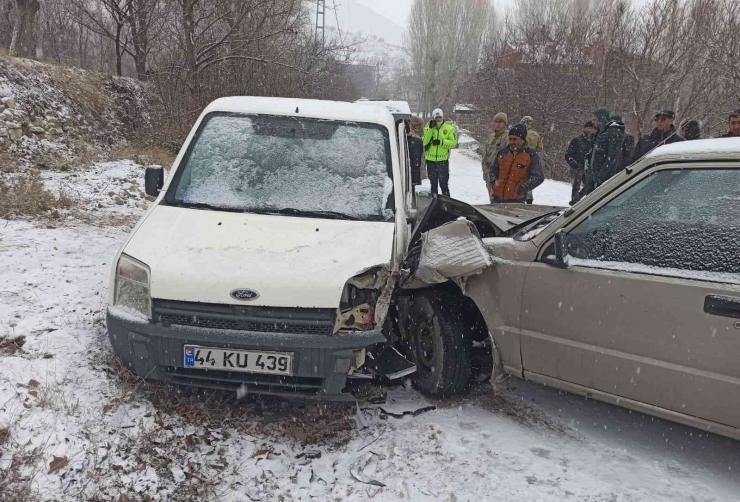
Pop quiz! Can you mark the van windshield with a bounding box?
[168,113,394,221]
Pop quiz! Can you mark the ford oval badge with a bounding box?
[230,289,260,301]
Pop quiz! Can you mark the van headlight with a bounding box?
[114,254,152,319]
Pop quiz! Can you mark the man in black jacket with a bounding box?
[591,109,625,187]
[406,122,423,188]
[565,121,594,205]
[634,110,685,161]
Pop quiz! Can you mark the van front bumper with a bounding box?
[106,307,386,401]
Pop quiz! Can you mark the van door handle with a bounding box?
[704,295,740,319]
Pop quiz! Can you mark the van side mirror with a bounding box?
[406,208,419,224]
[145,166,164,197]
[542,230,569,267]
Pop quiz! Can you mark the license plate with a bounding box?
[183,345,293,376]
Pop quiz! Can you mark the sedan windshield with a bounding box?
[168,113,394,221]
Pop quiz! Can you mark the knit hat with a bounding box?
[432,108,444,119]
[610,114,623,122]
[730,109,740,120]
[508,123,527,141]
[493,112,508,123]
[520,116,534,126]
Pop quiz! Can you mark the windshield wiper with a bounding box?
[167,200,225,211]
[257,207,362,221]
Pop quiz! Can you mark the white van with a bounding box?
[107,97,419,400]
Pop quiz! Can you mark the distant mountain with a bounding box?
[323,0,406,46]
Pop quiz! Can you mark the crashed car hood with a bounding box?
[123,205,395,308]
[411,195,563,244]
[473,203,564,232]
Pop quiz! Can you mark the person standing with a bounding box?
[422,108,458,197]
[718,109,740,138]
[613,114,635,172]
[406,122,423,188]
[489,124,544,203]
[482,112,509,196]
[565,121,595,205]
[520,116,542,204]
[591,108,625,187]
[633,110,685,161]
[680,119,701,140]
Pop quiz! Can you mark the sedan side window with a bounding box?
[567,169,740,279]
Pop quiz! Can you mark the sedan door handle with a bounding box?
[704,295,740,319]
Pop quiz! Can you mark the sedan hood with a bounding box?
[123,205,395,308]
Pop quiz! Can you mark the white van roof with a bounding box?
[203,96,396,128]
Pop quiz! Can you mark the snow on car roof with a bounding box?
[355,99,412,117]
[645,137,740,161]
[204,96,396,128]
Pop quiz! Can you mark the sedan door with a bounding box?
[519,164,740,432]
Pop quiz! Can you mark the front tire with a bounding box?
[405,293,472,397]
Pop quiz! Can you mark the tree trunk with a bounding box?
[9,0,40,58]
[115,23,123,76]
[182,0,200,99]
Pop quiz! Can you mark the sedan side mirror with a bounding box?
[542,230,569,267]
[144,166,164,197]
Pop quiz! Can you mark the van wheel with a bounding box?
[406,293,472,397]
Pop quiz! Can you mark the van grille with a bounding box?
[162,366,324,394]
[153,300,335,335]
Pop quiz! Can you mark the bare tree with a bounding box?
[406,0,490,116]
[8,0,39,57]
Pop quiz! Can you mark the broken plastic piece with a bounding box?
[365,344,417,380]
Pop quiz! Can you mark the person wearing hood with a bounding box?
[565,121,595,205]
[718,109,740,138]
[422,108,457,196]
[489,124,544,203]
[633,110,685,161]
[590,108,625,187]
[482,112,510,195]
[612,114,635,173]
[680,119,701,140]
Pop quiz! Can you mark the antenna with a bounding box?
[315,0,326,47]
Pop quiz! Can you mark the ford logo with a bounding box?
[230,289,260,301]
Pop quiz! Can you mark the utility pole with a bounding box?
[315,0,326,48]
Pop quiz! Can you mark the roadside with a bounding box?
[418,148,572,206]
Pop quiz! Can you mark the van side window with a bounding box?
[567,169,740,279]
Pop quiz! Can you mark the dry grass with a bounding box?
[0,335,26,356]
[0,151,21,173]
[100,350,357,448]
[44,64,110,119]
[0,170,75,219]
[109,142,177,169]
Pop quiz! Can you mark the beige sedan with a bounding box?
[400,139,740,440]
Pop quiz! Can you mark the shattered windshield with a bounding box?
[169,113,394,221]
[567,168,740,276]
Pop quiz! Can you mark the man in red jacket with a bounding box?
[489,124,544,203]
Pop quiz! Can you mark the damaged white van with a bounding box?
[107,97,419,400]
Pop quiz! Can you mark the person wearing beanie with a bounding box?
[482,112,509,195]
[718,109,740,138]
[633,109,684,161]
[565,121,595,205]
[489,123,544,203]
[519,116,542,204]
[422,108,457,196]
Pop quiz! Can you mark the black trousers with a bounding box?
[427,160,450,196]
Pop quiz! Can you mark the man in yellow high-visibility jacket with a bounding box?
[422,108,458,196]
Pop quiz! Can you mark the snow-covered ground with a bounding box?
[420,149,573,206]
[1,159,739,501]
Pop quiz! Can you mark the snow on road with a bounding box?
[1,159,739,501]
[420,149,572,206]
